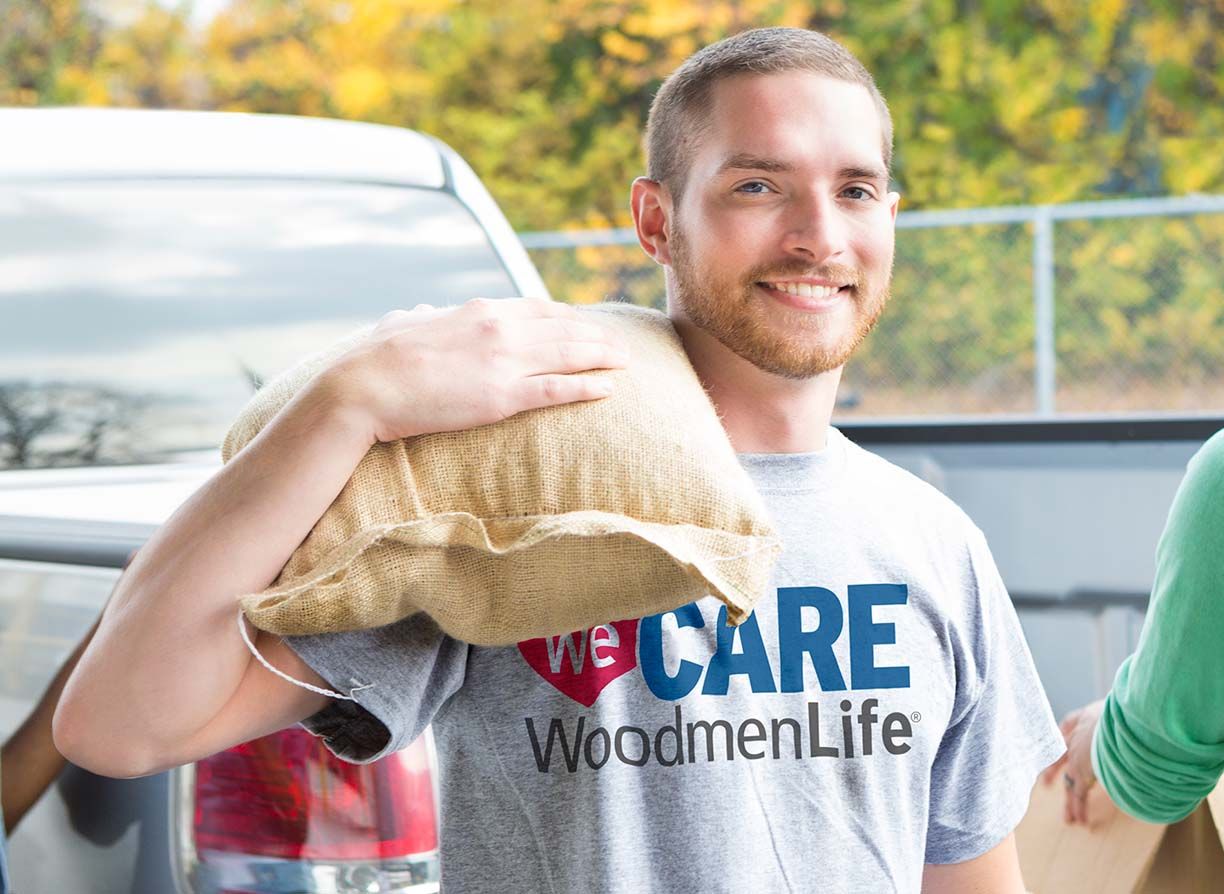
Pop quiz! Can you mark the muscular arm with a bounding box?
[52,298,626,778]
[52,381,364,778]
[921,834,1026,894]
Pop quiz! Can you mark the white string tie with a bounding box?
[236,608,372,702]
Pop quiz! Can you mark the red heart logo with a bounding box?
[518,619,639,707]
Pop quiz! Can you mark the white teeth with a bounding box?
[767,282,840,300]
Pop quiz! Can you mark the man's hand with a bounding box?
[1041,699,1119,827]
[322,297,630,446]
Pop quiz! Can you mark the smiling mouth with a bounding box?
[758,280,850,299]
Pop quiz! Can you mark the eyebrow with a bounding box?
[717,153,888,183]
[717,153,796,174]
[838,165,890,183]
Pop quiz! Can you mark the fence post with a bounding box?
[1033,207,1057,416]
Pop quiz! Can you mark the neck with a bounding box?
[669,312,842,454]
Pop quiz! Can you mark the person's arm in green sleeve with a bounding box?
[1047,428,1224,822]
[1092,431,1224,822]
[1051,431,1224,825]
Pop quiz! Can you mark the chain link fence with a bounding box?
[522,195,1224,419]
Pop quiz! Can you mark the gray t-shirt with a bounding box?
[288,427,1064,893]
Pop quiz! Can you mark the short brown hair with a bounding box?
[645,27,893,199]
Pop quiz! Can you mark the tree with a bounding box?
[0,0,106,105]
[11,1,1222,224]
[5,0,1223,417]
[0,381,154,469]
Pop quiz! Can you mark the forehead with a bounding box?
[694,71,886,178]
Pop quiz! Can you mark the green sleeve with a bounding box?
[1092,428,1224,824]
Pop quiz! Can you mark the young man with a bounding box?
[55,27,1063,892]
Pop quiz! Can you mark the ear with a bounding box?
[631,176,673,266]
[887,189,901,223]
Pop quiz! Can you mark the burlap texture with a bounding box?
[222,302,782,645]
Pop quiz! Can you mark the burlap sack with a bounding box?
[222,302,781,645]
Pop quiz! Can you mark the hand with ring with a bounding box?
[1042,699,1118,827]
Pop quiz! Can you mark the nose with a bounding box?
[780,193,848,264]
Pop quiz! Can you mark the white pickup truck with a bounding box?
[0,107,547,894]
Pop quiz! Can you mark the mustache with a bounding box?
[747,263,861,287]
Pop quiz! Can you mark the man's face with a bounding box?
[666,71,900,379]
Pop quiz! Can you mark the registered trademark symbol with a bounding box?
[911,712,921,723]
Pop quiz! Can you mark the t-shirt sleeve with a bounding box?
[924,526,1066,864]
[284,612,470,764]
[1092,431,1224,823]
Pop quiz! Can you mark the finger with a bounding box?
[510,373,615,413]
[462,296,580,320]
[375,305,446,332]
[1084,790,1101,828]
[1065,729,1096,779]
[1042,753,1068,787]
[517,341,631,377]
[1085,786,1116,830]
[1069,752,1096,788]
[1058,712,1080,739]
[518,318,628,350]
[1067,777,1091,825]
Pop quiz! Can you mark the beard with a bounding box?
[668,223,891,380]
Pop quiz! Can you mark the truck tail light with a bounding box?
[173,727,440,893]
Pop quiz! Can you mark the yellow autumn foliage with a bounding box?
[4,0,1223,410]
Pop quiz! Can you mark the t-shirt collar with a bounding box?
[735,426,848,494]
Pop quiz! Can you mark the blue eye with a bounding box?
[843,186,872,201]
[736,181,773,195]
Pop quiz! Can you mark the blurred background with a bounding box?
[4,0,1224,471]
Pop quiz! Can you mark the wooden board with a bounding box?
[1016,780,1166,893]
